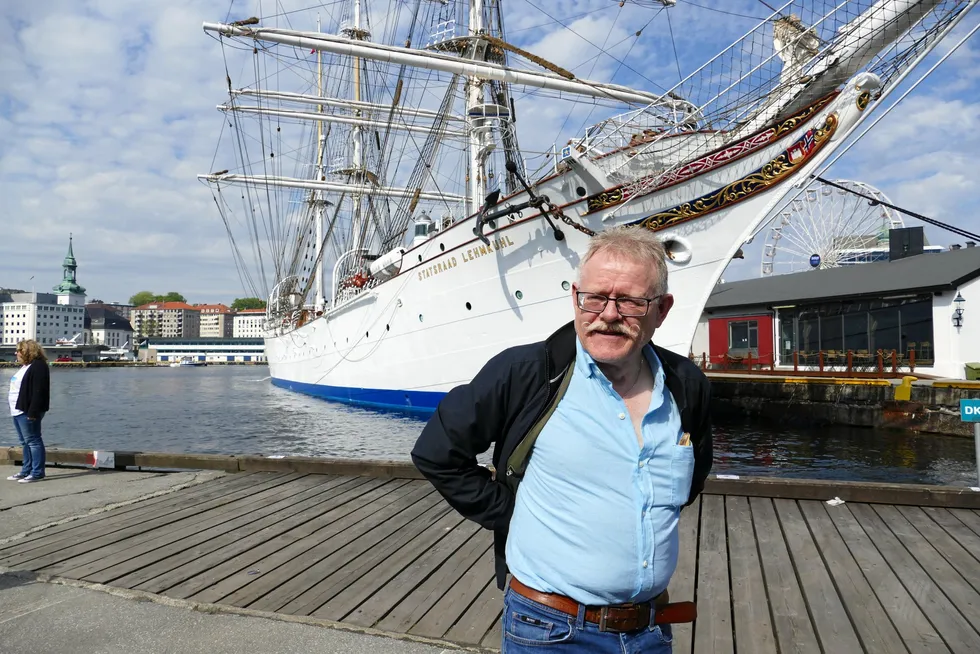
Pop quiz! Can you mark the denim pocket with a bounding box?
[670,445,695,507]
[651,623,673,644]
[503,596,574,647]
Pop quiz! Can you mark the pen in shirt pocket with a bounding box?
[678,432,691,446]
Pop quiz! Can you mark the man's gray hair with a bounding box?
[579,226,669,296]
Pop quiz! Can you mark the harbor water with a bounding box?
[1,366,976,487]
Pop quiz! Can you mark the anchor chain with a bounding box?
[550,204,597,237]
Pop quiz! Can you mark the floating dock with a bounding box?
[1,452,979,652]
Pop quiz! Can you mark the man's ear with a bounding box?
[654,294,675,328]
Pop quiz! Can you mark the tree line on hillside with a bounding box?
[127,291,266,311]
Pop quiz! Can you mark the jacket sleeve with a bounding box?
[27,361,50,421]
[411,352,525,531]
[686,378,713,506]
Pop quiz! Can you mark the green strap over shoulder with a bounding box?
[504,361,575,490]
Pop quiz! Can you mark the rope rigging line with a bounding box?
[550,0,625,157]
[814,177,980,242]
[222,38,271,299]
[665,7,683,83]
[680,1,768,21]
[517,0,670,94]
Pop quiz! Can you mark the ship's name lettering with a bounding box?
[461,235,516,263]
[417,235,516,282]
[418,256,459,281]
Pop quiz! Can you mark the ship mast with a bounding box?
[315,15,326,310]
[466,0,488,216]
[350,0,365,255]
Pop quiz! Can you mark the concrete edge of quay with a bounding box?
[3,447,978,509]
[707,373,980,437]
[0,567,485,653]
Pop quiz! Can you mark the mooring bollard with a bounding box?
[961,399,980,488]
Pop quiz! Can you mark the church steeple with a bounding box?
[53,234,86,296]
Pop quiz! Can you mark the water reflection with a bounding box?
[0,367,975,486]
[711,418,977,487]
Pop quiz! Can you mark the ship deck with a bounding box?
[1,468,979,653]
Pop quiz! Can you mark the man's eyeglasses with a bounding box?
[575,291,661,317]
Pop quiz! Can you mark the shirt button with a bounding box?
[618,413,626,420]
[639,461,645,468]
[643,561,649,568]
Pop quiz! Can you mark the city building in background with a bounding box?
[1,237,87,346]
[88,301,135,321]
[233,308,267,338]
[132,302,201,338]
[1,292,86,346]
[196,303,234,338]
[84,305,134,348]
[138,337,266,364]
[52,235,86,308]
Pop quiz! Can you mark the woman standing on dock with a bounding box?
[7,340,49,483]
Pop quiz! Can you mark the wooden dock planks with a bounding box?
[4,471,980,653]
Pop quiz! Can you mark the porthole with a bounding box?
[366,332,369,338]
[386,324,390,331]
[439,243,445,251]
[515,290,523,300]
[466,302,472,310]
[662,236,693,265]
[418,255,423,262]
[419,314,424,322]
[576,186,586,197]
[561,281,570,291]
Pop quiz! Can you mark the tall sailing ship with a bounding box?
[199,0,977,414]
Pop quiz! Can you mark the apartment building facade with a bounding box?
[132,302,201,338]
[233,308,267,338]
[195,303,234,338]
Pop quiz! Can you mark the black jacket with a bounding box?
[411,320,713,589]
[15,359,50,420]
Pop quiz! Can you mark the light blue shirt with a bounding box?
[505,337,693,605]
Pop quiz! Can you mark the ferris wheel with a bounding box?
[760,179,904,277]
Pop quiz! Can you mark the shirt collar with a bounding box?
[574,335,662,385]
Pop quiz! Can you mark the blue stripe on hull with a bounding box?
[271,377,445,416]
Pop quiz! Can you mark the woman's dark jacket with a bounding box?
[15,359,50,420]
[411,321,713,590]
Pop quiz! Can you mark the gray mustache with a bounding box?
[584,319,639,338]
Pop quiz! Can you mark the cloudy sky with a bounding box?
[2,0,978,304]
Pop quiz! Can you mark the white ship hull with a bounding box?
[266,84,869,414]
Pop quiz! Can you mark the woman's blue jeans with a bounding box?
[501,587,673,653]
[12,414,46,478]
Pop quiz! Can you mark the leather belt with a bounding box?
[509,578,697,632]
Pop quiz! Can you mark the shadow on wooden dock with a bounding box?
[1,468,978,652]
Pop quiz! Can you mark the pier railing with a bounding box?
[693,348,927,379]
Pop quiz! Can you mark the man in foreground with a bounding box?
[412,226,713,652]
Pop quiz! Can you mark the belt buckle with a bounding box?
[598,607,612,633]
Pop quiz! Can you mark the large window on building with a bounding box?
[777,294,933,364]
[728,320,758,352]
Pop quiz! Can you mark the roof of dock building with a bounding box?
[705,245,980,311]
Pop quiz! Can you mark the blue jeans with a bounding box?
[13,414,46,478]
[501,587,672,653]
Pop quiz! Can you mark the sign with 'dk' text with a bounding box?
[961,399,980,422]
